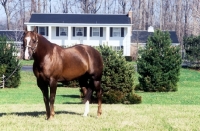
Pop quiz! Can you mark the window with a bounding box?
[92,27,100,36]
[39,27,45,35]
[76,27,84,36]
[113,28,121,37]
[111,46,122,52]
[60,27,68,36]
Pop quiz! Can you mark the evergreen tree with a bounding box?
[0,36,21,88]
[96,45,141,104]
[183,35,200,68]
[137,30,182,92]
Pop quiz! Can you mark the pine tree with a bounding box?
[183,35,200,68]
[137,30,182,92]
[96,45,141,104]
[0,36,21,88]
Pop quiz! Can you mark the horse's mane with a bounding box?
[38,34,52,44]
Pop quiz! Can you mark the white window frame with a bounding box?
[92,27,100,37]
[113,27,121,37]
[60,27,68,36]
[39,27,46,35]
[76,27,84,36]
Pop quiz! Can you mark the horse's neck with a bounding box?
[33,35,53,61]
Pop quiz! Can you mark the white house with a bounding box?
[24,12,133,56]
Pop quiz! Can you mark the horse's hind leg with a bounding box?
[94,80,102,116]
[79,76,92,116]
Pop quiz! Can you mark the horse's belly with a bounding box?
[61,68,87,81]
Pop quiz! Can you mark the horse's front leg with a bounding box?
[49,78,58,120]
[37,79,50,119]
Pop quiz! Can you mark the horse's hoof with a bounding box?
[97,112,102,117]
[46,116,54,120]
[82,113,88,117]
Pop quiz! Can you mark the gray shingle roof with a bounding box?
[0,30,24,41]
[29,13,131,24]
[131,30,179,43]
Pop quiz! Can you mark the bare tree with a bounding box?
[89,0,102,14]
[31,0,36,13]
[0,0,18,30]
[43,0,47,13]
[118,0,127,14]
[61,0,69,13]
[38,0,41,13]
[103,0,114,14]
[79,0,90,13]
[138,0,144,30]
[19,0,25,29]
[175,0,182,42]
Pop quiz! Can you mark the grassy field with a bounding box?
[0,68,200,130]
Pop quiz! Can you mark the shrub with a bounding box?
[126,93,142,104]
[0,36,21,88]
[96,45,141,104]
[137,30,182,92]
[61,80,79,88]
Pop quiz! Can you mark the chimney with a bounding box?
[128,11,133,24]
[128,11,133,34]
[148,26,154,32]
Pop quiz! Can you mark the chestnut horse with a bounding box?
[23,27,103,119]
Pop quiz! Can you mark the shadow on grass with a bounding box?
[0,110,81,117]
[57,94,80,99]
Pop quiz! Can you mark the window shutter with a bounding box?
[73,27,75,36]
[90,27,92,37]
[56,27,59,36]
[100,27,103,37]
[36,26,38,33]
[121,27,124,37]
[84,27,87,37]
[110,27,113,37]
[46,27,48,36]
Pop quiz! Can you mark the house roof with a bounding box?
[28,13,131,24]
[0,30,24,41]
[131,30,179,43]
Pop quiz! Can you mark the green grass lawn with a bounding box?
[0,68,200,130]
[0,71,81,104]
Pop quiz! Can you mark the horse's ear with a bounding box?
[33,26,38,33]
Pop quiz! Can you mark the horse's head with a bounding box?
[23,26,38,60]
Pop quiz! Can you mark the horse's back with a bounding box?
[70,45,103,79]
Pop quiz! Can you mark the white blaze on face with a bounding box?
[83,100,89,116]
[24,37,31,60]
